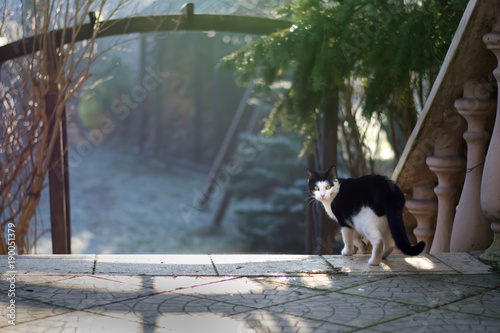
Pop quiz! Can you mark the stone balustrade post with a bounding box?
[450,80,495,252]
[427,131,466,253]
[481,19,500,261]
[405,178,438,253]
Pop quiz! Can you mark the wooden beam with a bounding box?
[211,93,266,228]
[45,92,71,254]
[44,37,71,254]
[199,81,255,207]
[182,2,194,19]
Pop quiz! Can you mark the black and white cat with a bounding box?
[306,164,425,266]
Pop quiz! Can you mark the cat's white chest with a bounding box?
[320,201,337,221]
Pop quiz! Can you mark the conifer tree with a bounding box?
[219,0,468,169]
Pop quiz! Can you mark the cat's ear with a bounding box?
[327,164,338,180]
[306,168,317,181]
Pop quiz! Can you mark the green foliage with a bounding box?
[230,133,306,253]
[219,0,468,157]
[358,0,468,117]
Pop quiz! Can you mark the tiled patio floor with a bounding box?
[0,253,499,332]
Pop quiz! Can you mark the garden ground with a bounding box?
[34,146,243,254]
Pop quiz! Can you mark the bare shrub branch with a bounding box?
[0,0,133,254]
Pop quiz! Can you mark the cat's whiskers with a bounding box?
[305,197,317,209]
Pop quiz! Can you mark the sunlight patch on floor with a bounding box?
[404,256,437,270]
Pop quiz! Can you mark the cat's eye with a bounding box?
[314,186,319,190]
[326,185,331,190]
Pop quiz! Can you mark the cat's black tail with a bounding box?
[385,187,425,256]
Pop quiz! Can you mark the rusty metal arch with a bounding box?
[0,6,290,63]
[0,3,291,254]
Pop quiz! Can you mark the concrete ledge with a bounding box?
[210,254,334,276]
[95,254,216,275]
[0,253,493,277]
[430,252,493,273]
[0,255,95,275]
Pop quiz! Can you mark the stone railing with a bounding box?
[392,0,500,261]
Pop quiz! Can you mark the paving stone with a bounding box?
[442,288,500,319]
[87,292,253,326]
[152,276,238,293]
[265,291,423,330]
[369,309,500,332]
[423,273,500,289]
[340,275,488,307]
[323,254,454,274]
[10,275,154,310]
[231,309,350,333]
[210,254,334,276]
[171,276,325,309]
[0,274,75,294]
[0,298,71,327]
[95,254,216,275]
[0,255,95,275]
[29,310,267,333]
[430,252,493,273]
[0,310,145,332]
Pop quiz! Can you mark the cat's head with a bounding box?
[306,164,340,203]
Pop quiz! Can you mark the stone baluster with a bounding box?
[450,80,495,252]
[405,178,438,253]
[427,131,466,253]
[481,20,500,261]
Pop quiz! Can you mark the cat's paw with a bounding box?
[382,247,394,259]
[341,246,354,256]
[368,257,381,266]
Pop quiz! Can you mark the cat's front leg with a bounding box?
[340,227,355,256]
